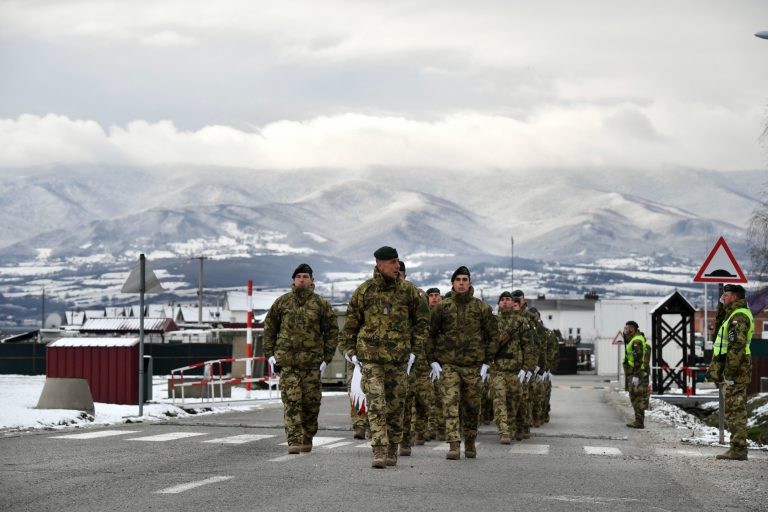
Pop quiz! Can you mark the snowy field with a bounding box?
[0,374,345,433]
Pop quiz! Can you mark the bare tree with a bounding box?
[748,185,768,280]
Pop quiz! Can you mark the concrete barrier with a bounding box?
[36,377,95,415]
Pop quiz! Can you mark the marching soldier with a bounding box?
[264,263,339,454]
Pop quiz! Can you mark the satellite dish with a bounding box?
[45,313,62,329]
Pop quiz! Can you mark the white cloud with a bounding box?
[0,102,763,170]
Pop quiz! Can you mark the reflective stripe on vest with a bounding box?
[713,307,754,357]
[624,334,647,369]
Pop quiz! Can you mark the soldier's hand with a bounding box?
[268,356,276,373]
[319,361,327,378]
[406,353,416,375]
[351,355,362,368]
[631,376,639,386]
[480,363,490,382]
[429,361,442,382]
[518,369,526,383]
[724,379,734,386]
[525,371,533,383]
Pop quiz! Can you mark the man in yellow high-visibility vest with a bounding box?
[622,320,650,428]
[706,283,754,461]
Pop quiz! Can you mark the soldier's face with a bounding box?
[499,297,514,310]
[624,325,635,336]
[428,293,442,306]
[511,301,521,310]
[721,291,737,305]
[453,275,470,293]
[293,273,313,288]
[377,258,400,280]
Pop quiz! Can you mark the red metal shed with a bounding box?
[47,337,139,405]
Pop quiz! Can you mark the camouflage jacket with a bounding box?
[340,267,430,365]
[533,321,549,370]
[428,286,498,367]
[711,298,753,385]
[263,284,339,369]
[494,309,533,372]
[623,331,649,379]
[546,329,560,372]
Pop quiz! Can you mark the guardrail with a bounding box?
[170,356,278,405]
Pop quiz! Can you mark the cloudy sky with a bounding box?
[1,0,767,171]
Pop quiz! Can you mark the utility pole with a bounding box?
[41,286,45,328]
[510,235,514,290]
[193,256,206,325]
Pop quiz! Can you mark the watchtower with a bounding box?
[651,291,696,394]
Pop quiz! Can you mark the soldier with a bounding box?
[529,307,549,428]
[706,284,754,461]
[340,246,430,468]
[398,261,433,455]
[426,287,445,441]
[493,292,533,444]
[622,320,650,429]
[543,328,560,423]
[428,266,498,460]
[511,290,540,439]
[264,263,339,454]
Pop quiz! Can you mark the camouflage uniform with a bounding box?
[623,330,650,427]
[402,354,435,446]
[428,287,498,447]
[519,307,540,436]
[264,284,339,447]
[531,320,549,426]
[707,298,753,457]
[492,308,534,440]
[543,329,560,422]
[346,359,369,437]
[340,268,430,452]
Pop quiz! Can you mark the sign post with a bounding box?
[692,236,747,445]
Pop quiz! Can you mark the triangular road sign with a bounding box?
[121,259,165,294]
[693,236,747,283]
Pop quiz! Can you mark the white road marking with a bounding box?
[268,454,299,462]
[127,432,207,442]
[202,434,275,444]
[510,444,550,455]
[356,443,371,448]
[432,442,481,451]
[584,446,623,456]
[50,430,141,440]
[324,441,354,449]
[155,476,233,494]
[658,449,710,457]
[278,436,343,447]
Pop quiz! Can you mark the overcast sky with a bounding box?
[1,0,767,171]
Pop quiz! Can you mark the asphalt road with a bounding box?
[1,374,765,512]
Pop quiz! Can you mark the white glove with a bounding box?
[536,373,544,382]
[480,363,490,382]
[319,361,327,377]
[525,371,533,383]
[517,369,526,383]
[351,355,361,368]
[268,356,276,373]
[429,362,442,382]
[344,353,352,363]
[631,376,639,386]
[406,353,416,375]
[546,371,553,382]
[533,366,540,376]
[724,379,734,386]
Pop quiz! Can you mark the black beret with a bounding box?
[399,261,406,273]
[451,266,471,281]
[498,291,513,303]
[723,284,746,296]
[529,306,540,315]
[426,287,441,295]
[625,320,639,329]
[511,289,526,298]
[374,246,398,260]
[292,263,313,279]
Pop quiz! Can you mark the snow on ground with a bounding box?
[0,374,345,433]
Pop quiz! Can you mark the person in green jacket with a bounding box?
[706,284,754,461]
[622,320,650,429]
[264,263,339,454]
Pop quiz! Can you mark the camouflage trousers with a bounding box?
[361,362,407,447]
[543,378,552,420]
[531,379,546,422]
[433,380,445,436]
[346,361,368,430]
[491,370,524,437]
[518,381,533,430]
[724,382,748,451]
[628,378,649,424]
[440,364,482,443]
[402,368,435,445]
[279,367,322,444]
[481,380,494,422]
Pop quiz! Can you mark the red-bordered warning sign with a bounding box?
[693,236,747,283]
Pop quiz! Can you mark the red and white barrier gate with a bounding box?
[170,356,278,405]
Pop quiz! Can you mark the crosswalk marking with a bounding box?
[127,432,207,442]
[268,454,298,462]
[584,446,622,456]
[279,436,344,447]
[510,444,550,455]
[324,441,354,449]
[356,443,371,448]
[657,449,710,458]
[155,476,233,494]
[50,430,141,440]
[202,434,275,444]
[432,442,481,451]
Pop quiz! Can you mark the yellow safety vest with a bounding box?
[713,307,753,357]
[624,334,647,369]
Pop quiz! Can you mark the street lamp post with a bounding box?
[510,235,514,290]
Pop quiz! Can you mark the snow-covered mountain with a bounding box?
[0,165,762,265]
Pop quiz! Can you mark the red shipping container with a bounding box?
[47,338,140,405]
